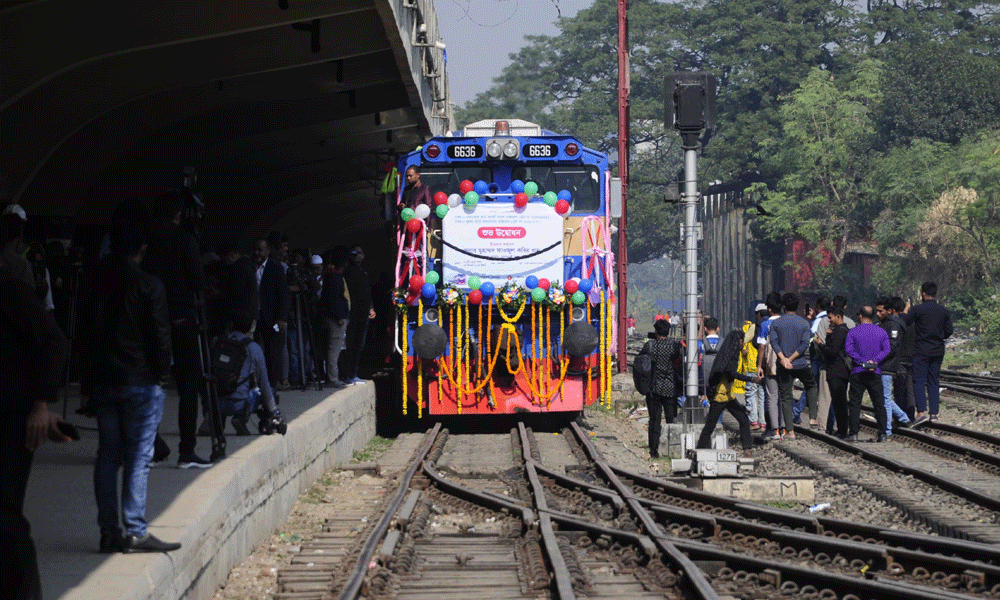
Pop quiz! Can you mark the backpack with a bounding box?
[633,352,655,396]
[701,337,720,389]
[211,336,252,397]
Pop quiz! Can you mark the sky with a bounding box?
[433,0,596,108]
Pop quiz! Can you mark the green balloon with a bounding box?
[435,204,449,218]
[524,181,539,196]
[464,191,479,206]
[468,276,481,290]
[425,271,440,285]
[543,191,558,206]
[400,207,415,221]
[572,291,586,305]
[531,287,547,303]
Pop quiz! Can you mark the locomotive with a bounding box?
[393,119,621,418]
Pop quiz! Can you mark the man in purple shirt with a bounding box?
[845,306,891,441]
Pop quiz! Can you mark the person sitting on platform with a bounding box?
[205,310,286,436]
[696,328,761,457]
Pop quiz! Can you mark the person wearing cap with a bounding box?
[341,245,375,385]
[305,254,326,383]
[1,205,34,289]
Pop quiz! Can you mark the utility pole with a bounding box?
[616,0,629,373]
[665,72,716,411]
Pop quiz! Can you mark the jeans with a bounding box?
[744,375,764,424]
[793,359,822,423]
[777,364,817,431]
[697,398,753,450]
[912,354,943,415]
[94,385,165,538]
[220,388,261,417]
[882,373,910,434]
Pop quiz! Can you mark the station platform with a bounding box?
[25,381,376,600]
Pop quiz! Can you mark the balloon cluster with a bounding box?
[508,180,573,215]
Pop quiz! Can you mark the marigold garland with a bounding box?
[401,310,408,416]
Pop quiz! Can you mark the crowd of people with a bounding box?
[639,284,953,457]
[2,194,382,582]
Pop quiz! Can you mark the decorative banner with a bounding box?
[442,203,563,289]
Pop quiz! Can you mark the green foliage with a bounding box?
[872,42,1000,147]
[975,295,1000,348]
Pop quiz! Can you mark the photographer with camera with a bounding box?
[845,306,891,442]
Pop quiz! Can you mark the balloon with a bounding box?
[464,191,479,206]
[409,275,424,290]
[421,283,437,299]
[474,180,489,195]
[525,275,538,289]
[538,278,550,290]
[433,191,448,205]
[514,192,529,208]
[531,287,547,303]
[400,207,415,221]
[524,181,539,196]
[459,180,474,194]
[510,179,525,194]
[564,279,579,294]
[448,193,463,207]
[425,271,440,285]
[572,291,587,305]
[479,281,495,297]
[543,191,558,206]
[578,278,594,293]
[414,203,431,220]
[467,276,481,290]
[555,199,570,214]
[435,204,449,218]
[468,289,483,304]
[406,219,422,233]
[558,189,572,201]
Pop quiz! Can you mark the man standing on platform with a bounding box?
[341,244,375,385]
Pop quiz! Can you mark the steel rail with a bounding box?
[336,423,442,600]
[795,425,1000,513]
[856,414,1000,468]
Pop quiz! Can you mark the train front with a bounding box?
[393,119,618,418]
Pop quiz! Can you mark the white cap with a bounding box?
[2,203,26,221]
[754,303,767,312]
[311,254,323,265]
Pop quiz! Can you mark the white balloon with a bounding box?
[447,193,462,207]
[414,203,431,220]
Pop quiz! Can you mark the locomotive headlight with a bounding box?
[503,140,519,158]
[486,141,502,159]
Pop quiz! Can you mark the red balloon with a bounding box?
[459,180,475,195]
[514,192,529,207]
[409,275,424,290]
[406,219,422,233]
[433,191,448,205]
[468,289,483,304]
[538,278,550,290]
[555,199,570,214]
[564,279,579,294]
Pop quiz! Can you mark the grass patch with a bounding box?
[352,435,394,463]
[764,501,798,509]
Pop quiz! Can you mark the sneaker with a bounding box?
[929,414,938,421]
[177,454,213,469]
[123,533,181,553]
[763,429,782,440]
[349,377,366,385]
[327,380,347,389]
[913,414,930,426]
[897,419,912,428]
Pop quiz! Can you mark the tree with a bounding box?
[752,60,883,267]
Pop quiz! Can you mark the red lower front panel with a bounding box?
[402,356,605,415]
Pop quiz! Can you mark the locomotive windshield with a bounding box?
[510,165,601,212]
[419,166,492,197]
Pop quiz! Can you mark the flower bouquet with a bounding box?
[437,284,463,307]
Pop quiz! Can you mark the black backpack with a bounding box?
[211,336,252,397]
[633,350,655,396]
[701,337,720,389]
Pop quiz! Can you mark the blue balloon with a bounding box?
[557,189,572,201]
[479,281,495,297]
[510,179,525,194]
[421,282,437,299]
[525,275,539,289]
[578,278,594,293]
[474,180,489,195]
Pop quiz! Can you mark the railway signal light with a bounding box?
[665,72,716,147]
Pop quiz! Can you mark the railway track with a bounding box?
[276,420,1000,599]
